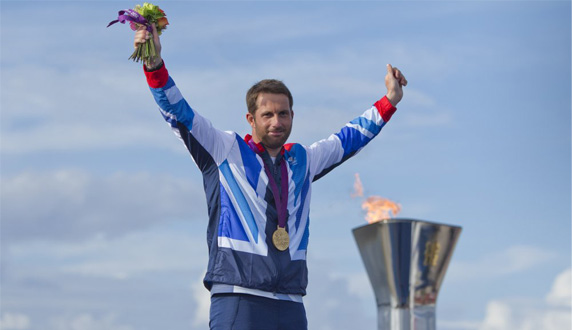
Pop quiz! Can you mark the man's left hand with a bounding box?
[385,64,407,107]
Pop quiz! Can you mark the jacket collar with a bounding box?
[244,134,285,156]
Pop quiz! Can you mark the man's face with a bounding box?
[246,93,293,154]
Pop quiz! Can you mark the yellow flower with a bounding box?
[142,3,156,12]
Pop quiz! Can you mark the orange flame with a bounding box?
[351,173,364,198]
[362,196,401,223]
[352,173,401,223]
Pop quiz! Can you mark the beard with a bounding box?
[257,127,292,151]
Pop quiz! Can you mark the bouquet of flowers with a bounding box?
[107,3,169,64]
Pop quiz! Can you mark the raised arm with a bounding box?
[308,64,407,181]
[134,24,236,169]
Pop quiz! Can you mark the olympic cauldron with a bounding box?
[352,218,461,330]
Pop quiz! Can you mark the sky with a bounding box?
[1,1,570,329]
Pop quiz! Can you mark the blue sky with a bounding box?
[1,1,570,329]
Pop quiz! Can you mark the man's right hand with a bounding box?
[134,23,162,70]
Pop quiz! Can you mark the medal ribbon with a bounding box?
[264,159,288,230]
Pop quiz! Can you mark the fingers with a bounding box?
[133,27,150,48]
[387,63,394,75]
[387,64,408,87]
[151,23,158,39]
[392,67,403,84]
[398,71,407,86]
[396,69,407,86]
[151,23,161,47]
[394,69,407,86]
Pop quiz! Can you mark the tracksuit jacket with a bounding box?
[144,63,397,297]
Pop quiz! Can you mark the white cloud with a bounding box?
[479,301,514,330]
[0,63,178,155]
[0,121,174,155]
[168,6,338,44]
[478,299,571,330]
[546,268,571,307]
[2,222,207,329]
[441,268,571,329]
[59,230,206,279]
[49,313,133,330]
[344,272,373,300]
[439,320,481,329]
[1,11,457,156]
[303,257,377,330]
[1,170,206,242]
[476,268,571,330]
[6,221,208,280]
[0,313,31,330]
[1,0,558,158]
[448,245,558,282]
[191,273,211,328]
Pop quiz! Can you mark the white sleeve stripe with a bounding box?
[165,85,183,105]
[345,123,376,139]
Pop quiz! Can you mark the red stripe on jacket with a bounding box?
[374,96,397,122]
[144,62,169,88]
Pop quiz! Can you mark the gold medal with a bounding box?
[272,226,289,251]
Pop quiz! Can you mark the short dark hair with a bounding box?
[246,79,293,115]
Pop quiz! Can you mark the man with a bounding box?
[134,24,407,330]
